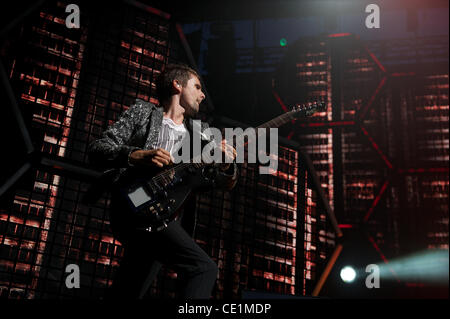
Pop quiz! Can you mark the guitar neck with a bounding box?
[256,112,293,130]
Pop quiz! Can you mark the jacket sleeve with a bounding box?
[87,100,147,169]
[215,162,239,191]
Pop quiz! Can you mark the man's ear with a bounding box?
[172,79,182,94]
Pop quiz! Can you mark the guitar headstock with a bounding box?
[290,101,326,119]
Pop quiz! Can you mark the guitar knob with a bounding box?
[169,199,175,204]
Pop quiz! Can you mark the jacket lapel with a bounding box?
[144,106,163,149]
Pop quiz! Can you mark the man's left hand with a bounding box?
[219,140,236,171]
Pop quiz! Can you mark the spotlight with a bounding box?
[340,266,356,283]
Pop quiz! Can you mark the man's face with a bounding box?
[179,74,205,116]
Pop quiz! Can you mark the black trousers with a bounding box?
[106,216,218,299]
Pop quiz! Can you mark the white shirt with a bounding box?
[152,117,187,157]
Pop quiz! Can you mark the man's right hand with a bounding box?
[129,148,173,168]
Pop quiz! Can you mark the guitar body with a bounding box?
[110,164,215,233]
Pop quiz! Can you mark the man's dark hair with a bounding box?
[155,63,200,102]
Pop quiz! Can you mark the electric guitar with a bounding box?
[110,101,326,233]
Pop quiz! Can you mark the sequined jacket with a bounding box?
[87,98,238,191]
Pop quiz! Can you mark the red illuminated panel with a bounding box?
[0,3,86,298]
[0,0,172,299]
[302,170,336,295]
[248,147,299,295]
[200,146,299,298]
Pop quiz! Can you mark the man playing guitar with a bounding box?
[88,63,238,299]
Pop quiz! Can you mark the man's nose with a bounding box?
[200,92,205,100]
